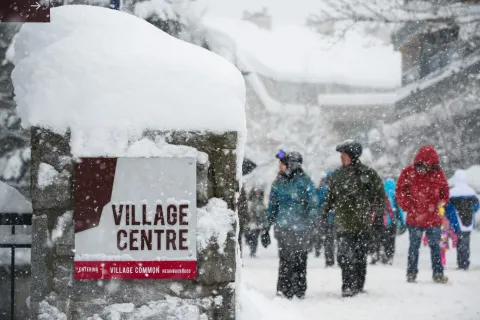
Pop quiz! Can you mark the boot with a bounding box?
[406,274,416,283]
[433,274,449,284]
[342,288,356,298]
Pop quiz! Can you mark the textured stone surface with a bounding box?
[30,214,53,317]
[209,149,238,210]
[197,226,236,286]
[197,153,210,208]
[54,212,74,257]
[30,129,238,320]
[30,127,73,211]
[71,281,234,320]
[53,258,73,297]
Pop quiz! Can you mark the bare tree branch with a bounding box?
[310,0,480,24]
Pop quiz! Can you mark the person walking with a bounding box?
[238,158,258,256]
[317,171,336,266]
[395,145,450,284]
[261,151,318,299]
[369,193,395,265]
[321,141,386,297]
[445,170,479,270]
[245,183,267,258]
[237,185,248,256]
[382,178,406,264]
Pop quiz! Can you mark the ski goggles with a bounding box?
[414,162,441,172]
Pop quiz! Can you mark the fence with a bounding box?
[0,212,32,320]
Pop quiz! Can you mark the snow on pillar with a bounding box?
[12,5,245,320]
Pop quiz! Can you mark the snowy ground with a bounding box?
[239,231,480,320]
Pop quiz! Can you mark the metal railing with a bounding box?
[0,212,32,320]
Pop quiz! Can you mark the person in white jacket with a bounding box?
[445,170,479,270]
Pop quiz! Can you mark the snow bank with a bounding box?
[38,300,67,320]
[0,180,31,213]
[197,198,235,254]
[203,18,401,89]
[71,135,199,158]
[238,284,307,320]
[47,211,73,248]
[87,296,211,320]
[12,5,246,157]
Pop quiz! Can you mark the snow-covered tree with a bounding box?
[307,0,480,177]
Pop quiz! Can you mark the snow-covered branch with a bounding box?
[310,0,480,24]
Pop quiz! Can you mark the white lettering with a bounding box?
[135,266,161,274]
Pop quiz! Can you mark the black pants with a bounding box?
[276,229,308,298]
[457,231,471,269]
[369,226,383,263]
[309,232,323,256]
[382,225,396,262]
[324,225,336,266]
[337,233,369,294]
[245,229,261,256]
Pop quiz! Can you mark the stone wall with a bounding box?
[29,128,239,320]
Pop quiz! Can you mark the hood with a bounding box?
[450,170,477,197]
[414,145,439,165]
[384,178,396,197]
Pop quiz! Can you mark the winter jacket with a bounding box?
[318,172,334,225]
[396,146,449,228]
[322,161,385,234]
[384,178,405,226]
[383,194,396,226]
[265,170,318,232]
[445,170,479,233]
[247,189,266,229]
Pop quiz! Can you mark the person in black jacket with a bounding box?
[445,170,479,270]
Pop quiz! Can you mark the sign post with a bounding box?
[73,157,197,280]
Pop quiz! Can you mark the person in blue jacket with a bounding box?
[317,171,335,266]
[445,170,479,270]
[382,178,406,264]
[261,151,318,299]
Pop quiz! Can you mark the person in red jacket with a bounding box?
[395,145,449,284]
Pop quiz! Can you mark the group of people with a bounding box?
[238,141,479,299]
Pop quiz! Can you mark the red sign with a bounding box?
[0,0,50,23]
[74,157,198,280]
[74,261,197,280]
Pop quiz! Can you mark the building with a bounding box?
[203,16,401,138]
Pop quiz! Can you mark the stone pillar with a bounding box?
[29,128,239,320]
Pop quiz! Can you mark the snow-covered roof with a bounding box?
[0,180,31,213]
[318,92,396,107]
[12,5,246,153]
[204,17,401,89]
[196,0,333,27]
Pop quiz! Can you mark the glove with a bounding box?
[261,228,271,248]
[397,224,407,235]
